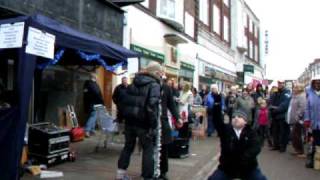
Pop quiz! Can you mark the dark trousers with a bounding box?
[291,123,304,154]
[160,144,169,175]
[313,130,320,146]
[118,126,155,179]
[207,114,215,136]
[208,168,267,180]
[227,108,233,124]
[272,119,290,150]
[258,125,271,146]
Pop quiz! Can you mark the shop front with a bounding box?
[179,61,195,86]
[165,65,179,82]
[130,44,165,70]
[198,60,236,93]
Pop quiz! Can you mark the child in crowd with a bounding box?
[255,99,272,146]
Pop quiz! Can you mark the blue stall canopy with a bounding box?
[0,14,140,180]
[0,14,140,68]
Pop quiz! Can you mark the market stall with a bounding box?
[0,14,139,180]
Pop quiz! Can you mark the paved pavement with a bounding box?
[259,146,320,180]
[21,133,320,180]
[22,134,220,180]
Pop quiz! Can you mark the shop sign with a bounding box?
[204,66,215,76]
[26,27,55,59]
[0,22,24,49]
[244,64,254,73]
[199,76,214,84]
[180,61,195,71]
[130,44,165,62]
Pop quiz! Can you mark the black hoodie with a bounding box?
[120,72,161,130]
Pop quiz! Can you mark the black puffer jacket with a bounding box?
[83,80,104,113]
[213,112,261,178]
[120,73,161,130]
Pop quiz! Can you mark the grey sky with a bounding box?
[245,0,320,80]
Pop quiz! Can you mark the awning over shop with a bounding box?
[164,34,188,46]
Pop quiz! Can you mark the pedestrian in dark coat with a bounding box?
[112,77,128,123]
[159,83,180,180]
[206,84,225,137]
[208,110,267,180]
[83,73,104,137]
[225,87,237,124]
[116,62,162,180]
[269,80,291,152]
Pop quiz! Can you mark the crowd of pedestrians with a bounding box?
[108,60,320,180]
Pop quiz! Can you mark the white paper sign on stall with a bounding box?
[0,22,24,49]
[26,27,55,59]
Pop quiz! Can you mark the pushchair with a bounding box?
[94,105,118,152]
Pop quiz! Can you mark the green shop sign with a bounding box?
[244,64,254,73]
[130,44,165,63]
[180,62,195,71]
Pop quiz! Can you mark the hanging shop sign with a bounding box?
[130,44,165,63]
[26,27,56,59]
[0,22,24,49]
[244,64,254,73]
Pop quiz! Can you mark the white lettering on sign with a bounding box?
[26,27,55,59]
[0,22,24,49]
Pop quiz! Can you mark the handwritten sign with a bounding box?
[26,27,55,59]
[0,22,24,49]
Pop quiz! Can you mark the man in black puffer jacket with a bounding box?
[208,110,267,180]
[116,62,162,180]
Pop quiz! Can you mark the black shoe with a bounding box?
[270,147,280,151]
[279,148,286,153]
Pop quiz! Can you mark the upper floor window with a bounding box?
[199,0,209,25]
[223,16,229,41]
[141,0,149,8]
[160,0,176,19]
[185,12,195,38]
[213,4,221,35]
[248,19,252,33]
[223,0,229,7]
